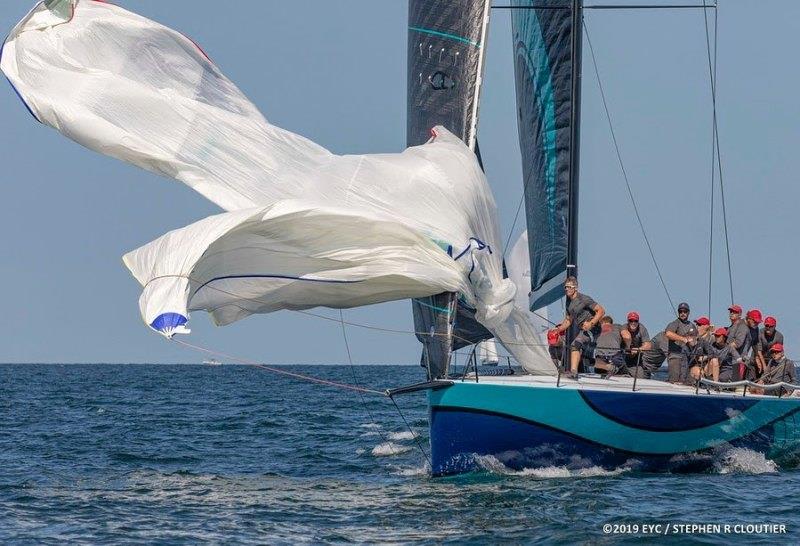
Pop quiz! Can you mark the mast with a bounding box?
[567,0,583,280]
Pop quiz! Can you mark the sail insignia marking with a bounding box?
[409,26,482,48]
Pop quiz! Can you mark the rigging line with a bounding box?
[493,4,716,10]
[389,395,431,468]
[701,0,733,304]
[338,309,405,458]
[583,19,676,314]
[501,193,525,259]
[171,337,385,396]
[533,309,558,327]
[704,0,716,317]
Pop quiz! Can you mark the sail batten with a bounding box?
[512,0,583,310]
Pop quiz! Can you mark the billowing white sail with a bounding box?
[507,230,552,342]
[1,0,555,374]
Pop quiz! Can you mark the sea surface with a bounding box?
[1,364,799,544]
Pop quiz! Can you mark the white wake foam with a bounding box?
[387,431,419,441]
[714,448,778,474]
[371,442,412,457]
[392,463,430,477]
[472,454,631,478]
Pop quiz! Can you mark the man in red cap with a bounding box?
[726,304,749,379]
[751,343,796,396]
[687,316,714,369]
[547,328,565,369]
[690,327,742,383]
[741,309,763,380]
[693,316,714,342]
[620,311,652,373]
[758,316,784,370]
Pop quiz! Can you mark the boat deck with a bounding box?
[459,371,800,400]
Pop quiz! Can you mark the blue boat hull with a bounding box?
[428,383,800,476]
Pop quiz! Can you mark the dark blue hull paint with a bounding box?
[428,384,800,476]
[430,407,784,476]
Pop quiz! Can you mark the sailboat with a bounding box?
[409,0,800,475]
[3,0,800,477]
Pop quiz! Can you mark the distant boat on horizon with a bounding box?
[203,359,222,366]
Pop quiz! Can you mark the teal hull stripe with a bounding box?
[409,26,481,48]
[430,383,800,455]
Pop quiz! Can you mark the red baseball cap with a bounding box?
[713,327,728,337]
[765,316,777,327]
[694,316,710,326]
[547,329,561,346]
[746,309,762,323]
[627,311,640,322]
[728,304,742,314]
[770,343,784,353]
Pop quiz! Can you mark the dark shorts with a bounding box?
[718,368,735,382]
[667,354,688,383]
[595,351,624,367]
[624,366,651,379]
[571,330,596,351]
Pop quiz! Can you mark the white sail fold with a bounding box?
[1,0,554,374]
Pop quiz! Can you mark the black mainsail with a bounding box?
[407,0,492,378]
[512,0,583,310]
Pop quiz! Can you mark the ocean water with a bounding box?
[1,363,799,544]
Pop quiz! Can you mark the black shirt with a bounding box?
[665,318,697,355]
[567,292,598,328]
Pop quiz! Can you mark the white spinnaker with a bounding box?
[507,230,551,342]
[2,0,554,374]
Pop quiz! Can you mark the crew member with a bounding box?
[594,316,624,375]
[742,309,762,380]
[664,302,697,383]
[621,311,652,370]
[752,343,796,397]
[688,316,714,367]
[726,304,749,379]
[691,327,742,383]
[758,316,784,373]
[551,276,605,380]
[547,328,564,369]
[637,331,668,379]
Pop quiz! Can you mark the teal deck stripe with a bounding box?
[409,26,481,48]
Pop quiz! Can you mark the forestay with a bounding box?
[1,0,554,374]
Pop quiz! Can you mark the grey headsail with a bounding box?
[512,0,583,310]
[408,0,492,379]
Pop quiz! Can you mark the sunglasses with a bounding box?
[678,310,689,314]
[628,320,639,324]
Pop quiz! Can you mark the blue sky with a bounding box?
[1,1,798,364]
